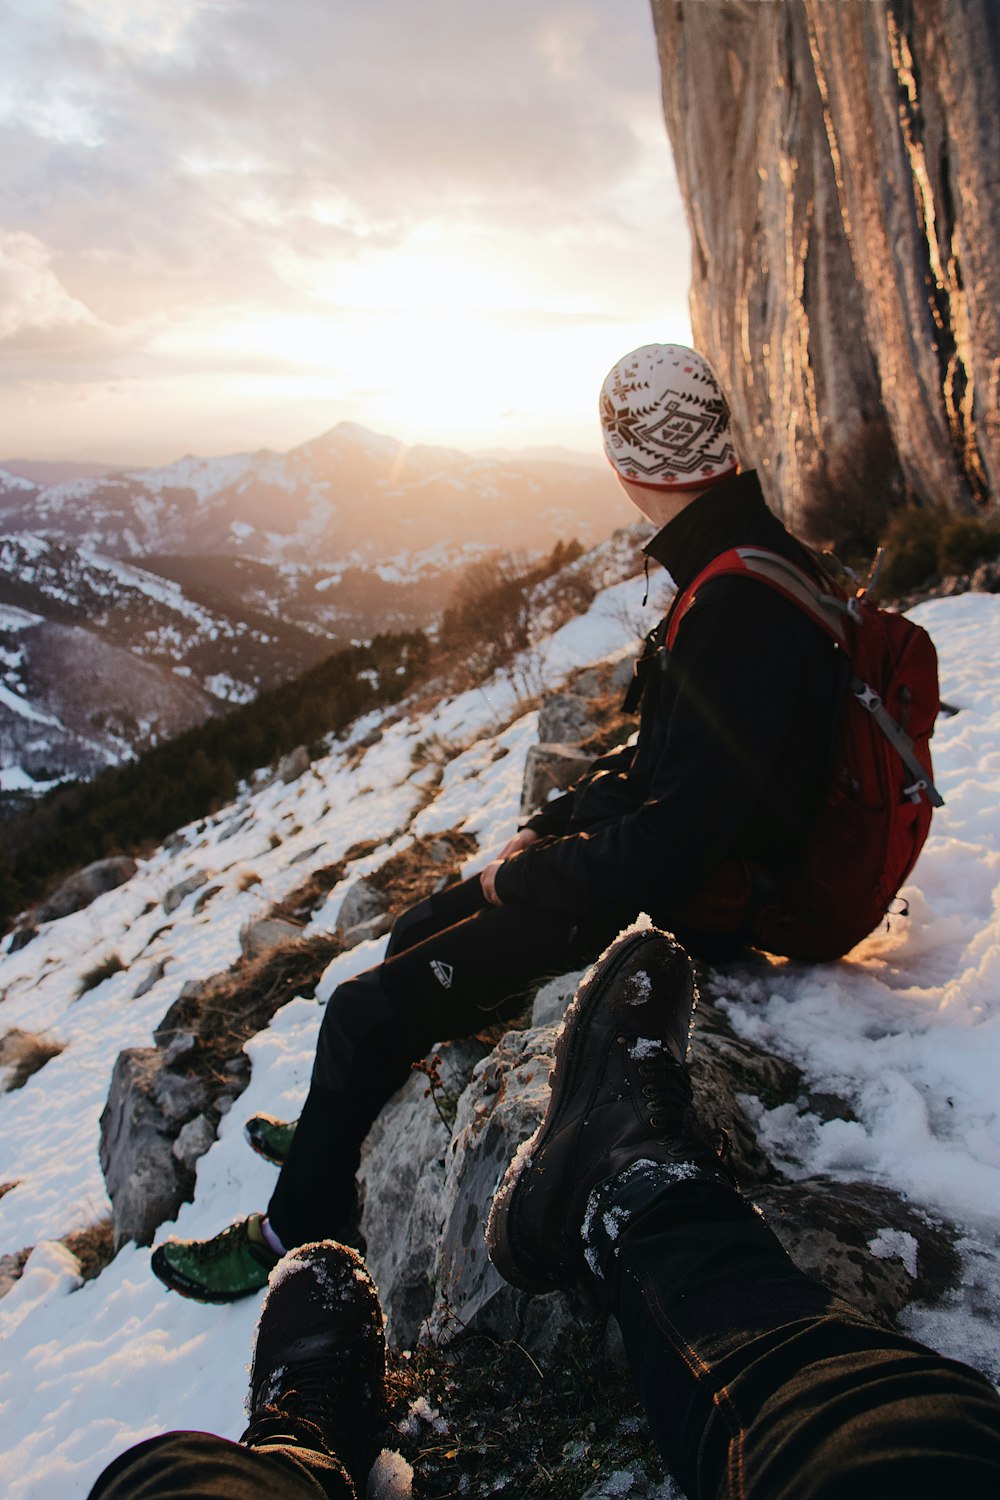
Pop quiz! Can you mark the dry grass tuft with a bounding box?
[62,1217,117,1283]
[268,862,346,924]
[157,932,344,1084]
[0,1028,65,1091]
[369,830,479,914]
[76,952,126,999]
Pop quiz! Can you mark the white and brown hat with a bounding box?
[599,344,737,490]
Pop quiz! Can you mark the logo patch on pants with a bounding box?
[429,959,454,989]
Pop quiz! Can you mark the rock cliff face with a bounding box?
[651,0,1000,522]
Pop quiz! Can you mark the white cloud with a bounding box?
[0,232,98,340]
[0,0,691,460]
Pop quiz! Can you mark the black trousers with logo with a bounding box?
[266,876,631,1249]
[91,1169,1000,1499]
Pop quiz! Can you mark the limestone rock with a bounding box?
[132,958,167,1000]
[530,969,585,1031]
[341,913,394,951]
[609,654,637,695]
[99,1048,190,1248]
[8,925,37,953]
[571,668,602,698]
[336,878,388,942]
[35,857,138,924]
[275,745,311,784]
[753,1178,960,1325]
[153,979,209,1045]
[651,0,1000,519]
[162,872,208,915]
[217,811,252,843]
[359,1038,485,1346]
[430,1023,559,1343]
[537,693,597,745]
[520,743,591,820]
[239,916,304,962]
[172,1113,217,1173]
[151,1069,209,1125]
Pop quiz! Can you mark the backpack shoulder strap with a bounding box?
[666,546,945,809]
[665,546,851,650]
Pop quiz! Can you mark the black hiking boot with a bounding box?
[241,1241,387,1493]
[486,921,729,1294]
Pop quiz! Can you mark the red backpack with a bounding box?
[667,547,944,961]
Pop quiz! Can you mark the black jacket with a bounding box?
[493,470,848,922]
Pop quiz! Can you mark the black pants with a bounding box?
[90,1170,1000,1499]
[266,876,632,1248]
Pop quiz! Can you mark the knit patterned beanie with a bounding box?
[599,344,737,490]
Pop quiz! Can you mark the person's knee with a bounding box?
[314,970,394,1074]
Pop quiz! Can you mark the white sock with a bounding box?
[260,1216,287,1257]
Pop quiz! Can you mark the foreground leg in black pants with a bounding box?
[488,922,1000,1500]
[90,1242,384,1500]
[587,1165,1000,1499]
[88,1430,355,1500]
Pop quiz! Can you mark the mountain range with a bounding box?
[0,423,631,792]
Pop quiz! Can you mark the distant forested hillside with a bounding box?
[0,630,429,931]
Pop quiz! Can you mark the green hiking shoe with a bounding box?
[245,1113,298,1166]
[151,1213,279,1302]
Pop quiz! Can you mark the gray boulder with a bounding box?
[430,1022,563,1344]
[336,879,389,944]
[36,857,138,924]
[172,1114,217,1174]
[275,745,311,784]
[99,1048,191,1248]
[537,693,597,745]
[239,916,304,962]
[753,1179,959,1325]
[162,872,208,915]
[341,913,394,950]
[359,1038,484,1346]
[132,958,168,1000]
[520,743,592,820]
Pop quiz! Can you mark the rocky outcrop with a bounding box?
[100,933,337,1246]
[99,1049,198,1248]
[359,967,960,1351]
[520,744,592,819]
[651,0,1000,519]
[336,877,393,949]
[35,856,138,923]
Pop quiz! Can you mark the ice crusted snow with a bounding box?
[0,590,997,1496]
[868,1228,919,1278]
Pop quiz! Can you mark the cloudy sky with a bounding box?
[1,0,691,466]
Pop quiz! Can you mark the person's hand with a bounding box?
[480,828,539,906]
[497,827,539,860]
[480,857,505,906]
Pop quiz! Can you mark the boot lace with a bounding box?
[636,1052,691,1133]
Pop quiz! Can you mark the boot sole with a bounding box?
[151,1243,271,1303]
[487,927,682,1294]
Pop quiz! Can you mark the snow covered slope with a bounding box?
[0,584,998,1497]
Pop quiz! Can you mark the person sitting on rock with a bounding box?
[151,343,851,1301]
[95,926,1000,1498]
